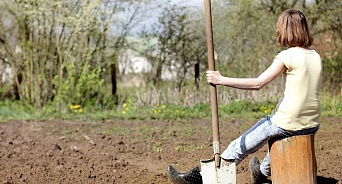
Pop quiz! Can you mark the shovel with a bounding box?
[200,0,236,183]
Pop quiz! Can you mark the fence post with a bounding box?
[269,134,317,184]
[110,63,118,105]
[194,62,200,89]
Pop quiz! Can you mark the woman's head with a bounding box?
[276,9,313,48]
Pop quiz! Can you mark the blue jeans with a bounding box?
[221,116,319,177]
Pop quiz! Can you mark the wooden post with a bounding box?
[110,63,118,105]
[194,62,200,89]
[269,135,317,184]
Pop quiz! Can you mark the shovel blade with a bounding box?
[200,157,236,184]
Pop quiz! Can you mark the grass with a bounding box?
[0,92,341,123]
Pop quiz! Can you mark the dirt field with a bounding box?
[0,116,341,184]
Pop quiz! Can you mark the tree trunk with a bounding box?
[269,135,317,184]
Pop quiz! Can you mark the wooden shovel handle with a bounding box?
[204,0,220,158]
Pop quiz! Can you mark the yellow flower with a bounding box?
[175,110,179,113]
[162,105,166,108]
[125,107,129,111]
[122,110,126,114]
[70,105,81,109]
[78,109,83,113]
[153,110,158,114]
[123,103,127,107]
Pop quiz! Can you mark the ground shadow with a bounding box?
[317,176,339,184]
[263,176,338,184]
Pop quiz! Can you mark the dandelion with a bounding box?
[70,105,81,109]
[78,109,83,113]
[261,105,273,114]
[123,103,127,107]
[162,105,166,108]
[125,107,129,111]
[156,104,159,107]
[153,109,158,114]
[175,110,179,113]
[122,110,126,114]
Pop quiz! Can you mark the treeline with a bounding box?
[0,0,156,111]
[0,0,341,111]
[211,0,342,92]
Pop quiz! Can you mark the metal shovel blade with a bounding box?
[200,157,236,184]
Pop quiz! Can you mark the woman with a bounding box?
[167,9,322,184]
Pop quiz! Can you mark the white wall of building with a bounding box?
[0,62,13,85]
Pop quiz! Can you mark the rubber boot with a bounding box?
[166,165,203,184]
[249,157,271,184]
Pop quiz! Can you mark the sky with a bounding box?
[127,0,205,35]
[183,0,205,7]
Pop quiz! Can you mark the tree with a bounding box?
[138,1,207,91]
[0,0,147,110]
[210,0,341,92]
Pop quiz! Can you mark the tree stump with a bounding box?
[269,134,317,184]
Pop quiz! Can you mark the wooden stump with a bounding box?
[269,135,317,184]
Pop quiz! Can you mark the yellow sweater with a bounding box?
[270,47,322,131]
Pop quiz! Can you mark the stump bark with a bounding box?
[269,134,317,184]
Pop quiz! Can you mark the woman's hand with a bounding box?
[206,70,222,85]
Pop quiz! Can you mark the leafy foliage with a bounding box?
[0,0,146,108]
[51,61,104,113]
[138,1,207,91]
[0,0,341,118]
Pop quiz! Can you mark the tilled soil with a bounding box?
[0,117,341,184]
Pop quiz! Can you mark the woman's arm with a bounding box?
[206,59,286,90]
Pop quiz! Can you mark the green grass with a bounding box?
[0,93,341,122]
[320,93,342,117]
[101,125,124,136]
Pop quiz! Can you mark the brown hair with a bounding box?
[276,9,313,48]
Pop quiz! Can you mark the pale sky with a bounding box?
[183,0,205,7]
[128,0,205,35]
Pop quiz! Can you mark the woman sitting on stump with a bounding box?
[167,9,322,184]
